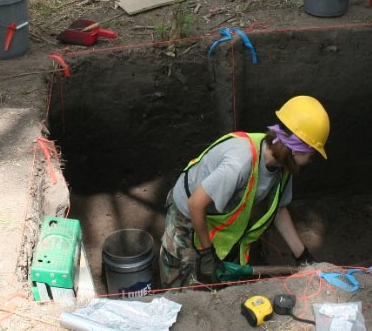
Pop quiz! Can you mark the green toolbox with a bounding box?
[30,216,82,301]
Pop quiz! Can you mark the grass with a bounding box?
[30,2,55,17]
[20,87,31,95]
[0,219,13,226]
[242,0,302,12]
[155,21,171,41]
[151,2,196,41]
[181,9,196,38]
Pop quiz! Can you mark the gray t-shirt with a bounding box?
[173,136,292,219]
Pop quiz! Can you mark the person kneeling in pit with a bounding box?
[159,95,330,287]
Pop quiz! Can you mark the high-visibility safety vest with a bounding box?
[183,132,290,265]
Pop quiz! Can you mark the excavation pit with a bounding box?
[47,26,372,294]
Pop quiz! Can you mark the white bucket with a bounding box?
[102,228,154,298]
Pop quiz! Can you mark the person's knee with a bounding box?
[159,247,181,288]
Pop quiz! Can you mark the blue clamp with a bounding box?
[207,28,258,64]
[319,269,365,292]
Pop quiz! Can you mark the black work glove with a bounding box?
[295,246,316,266]
[198,245,220,284]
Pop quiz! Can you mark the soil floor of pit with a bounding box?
[1,0,372,330]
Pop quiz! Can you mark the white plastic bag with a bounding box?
[313,302,366,331]
[60,297,182,331]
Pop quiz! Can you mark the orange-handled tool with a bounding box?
[4,23,16,51]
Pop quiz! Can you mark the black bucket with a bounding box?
[102,228,154,298]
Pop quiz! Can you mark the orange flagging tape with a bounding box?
[49,53,71,77]
[35,138,59,184]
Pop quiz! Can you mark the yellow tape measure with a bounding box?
[241,295,273,327]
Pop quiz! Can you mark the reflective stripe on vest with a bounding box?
[184,132,289,265]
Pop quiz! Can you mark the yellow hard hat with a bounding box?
[275,96,330,159]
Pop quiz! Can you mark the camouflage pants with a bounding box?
[159,192,199,288]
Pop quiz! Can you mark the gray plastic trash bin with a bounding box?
[0,0,29,60]
[304,0,348,17]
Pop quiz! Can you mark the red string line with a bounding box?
[46,71,55,117]
[59,77,66,134]
[58,22,372,58]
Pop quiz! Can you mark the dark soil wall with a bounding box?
[49,26,372,199]
[49,43,230,196]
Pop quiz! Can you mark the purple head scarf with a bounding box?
[267,124,315,153]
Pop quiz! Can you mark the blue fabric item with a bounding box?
[207,28,258,64]
[319,269,365,292]
[207,28,231,57]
